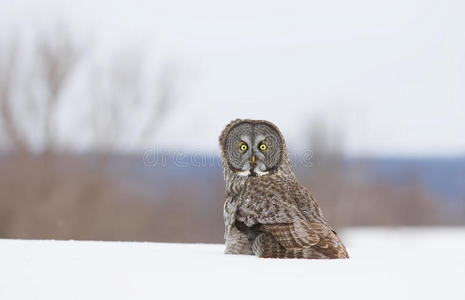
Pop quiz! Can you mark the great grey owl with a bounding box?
[219,119,349,259]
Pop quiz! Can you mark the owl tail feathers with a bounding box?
[258,247,330,259]
[253,232,349,259]
[259,247,348,259]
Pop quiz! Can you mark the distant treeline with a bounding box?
[0,152,463,243]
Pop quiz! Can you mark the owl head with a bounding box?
[219,119,292,177]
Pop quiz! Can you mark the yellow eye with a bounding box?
[240,144,248,151]
[259,144,267,151]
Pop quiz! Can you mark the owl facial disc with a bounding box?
[220,119,284,177]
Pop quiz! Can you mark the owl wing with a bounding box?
[237,176,348,259]
[260,221,348,259]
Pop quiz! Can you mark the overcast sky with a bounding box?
[1,0,465,156]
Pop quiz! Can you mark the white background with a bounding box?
[1,0,464,156]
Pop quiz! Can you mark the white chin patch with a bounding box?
[254,169,269,176]
[237,170,251,177]
[236,169,268,177]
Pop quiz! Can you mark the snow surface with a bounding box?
[1,228,464,300]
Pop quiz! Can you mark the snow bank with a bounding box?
[1,227,464,300]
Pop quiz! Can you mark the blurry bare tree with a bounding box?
[0,28,183,241]
[304,119,346,225]
[0,39,25,152]
[301,119,447,229]
[88,54,172,152]
[0,29,81,153]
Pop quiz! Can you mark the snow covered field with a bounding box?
[1,227,464,300]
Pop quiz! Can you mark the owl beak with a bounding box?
[251,154,256,165]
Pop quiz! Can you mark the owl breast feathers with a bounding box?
[220,119,349,259]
